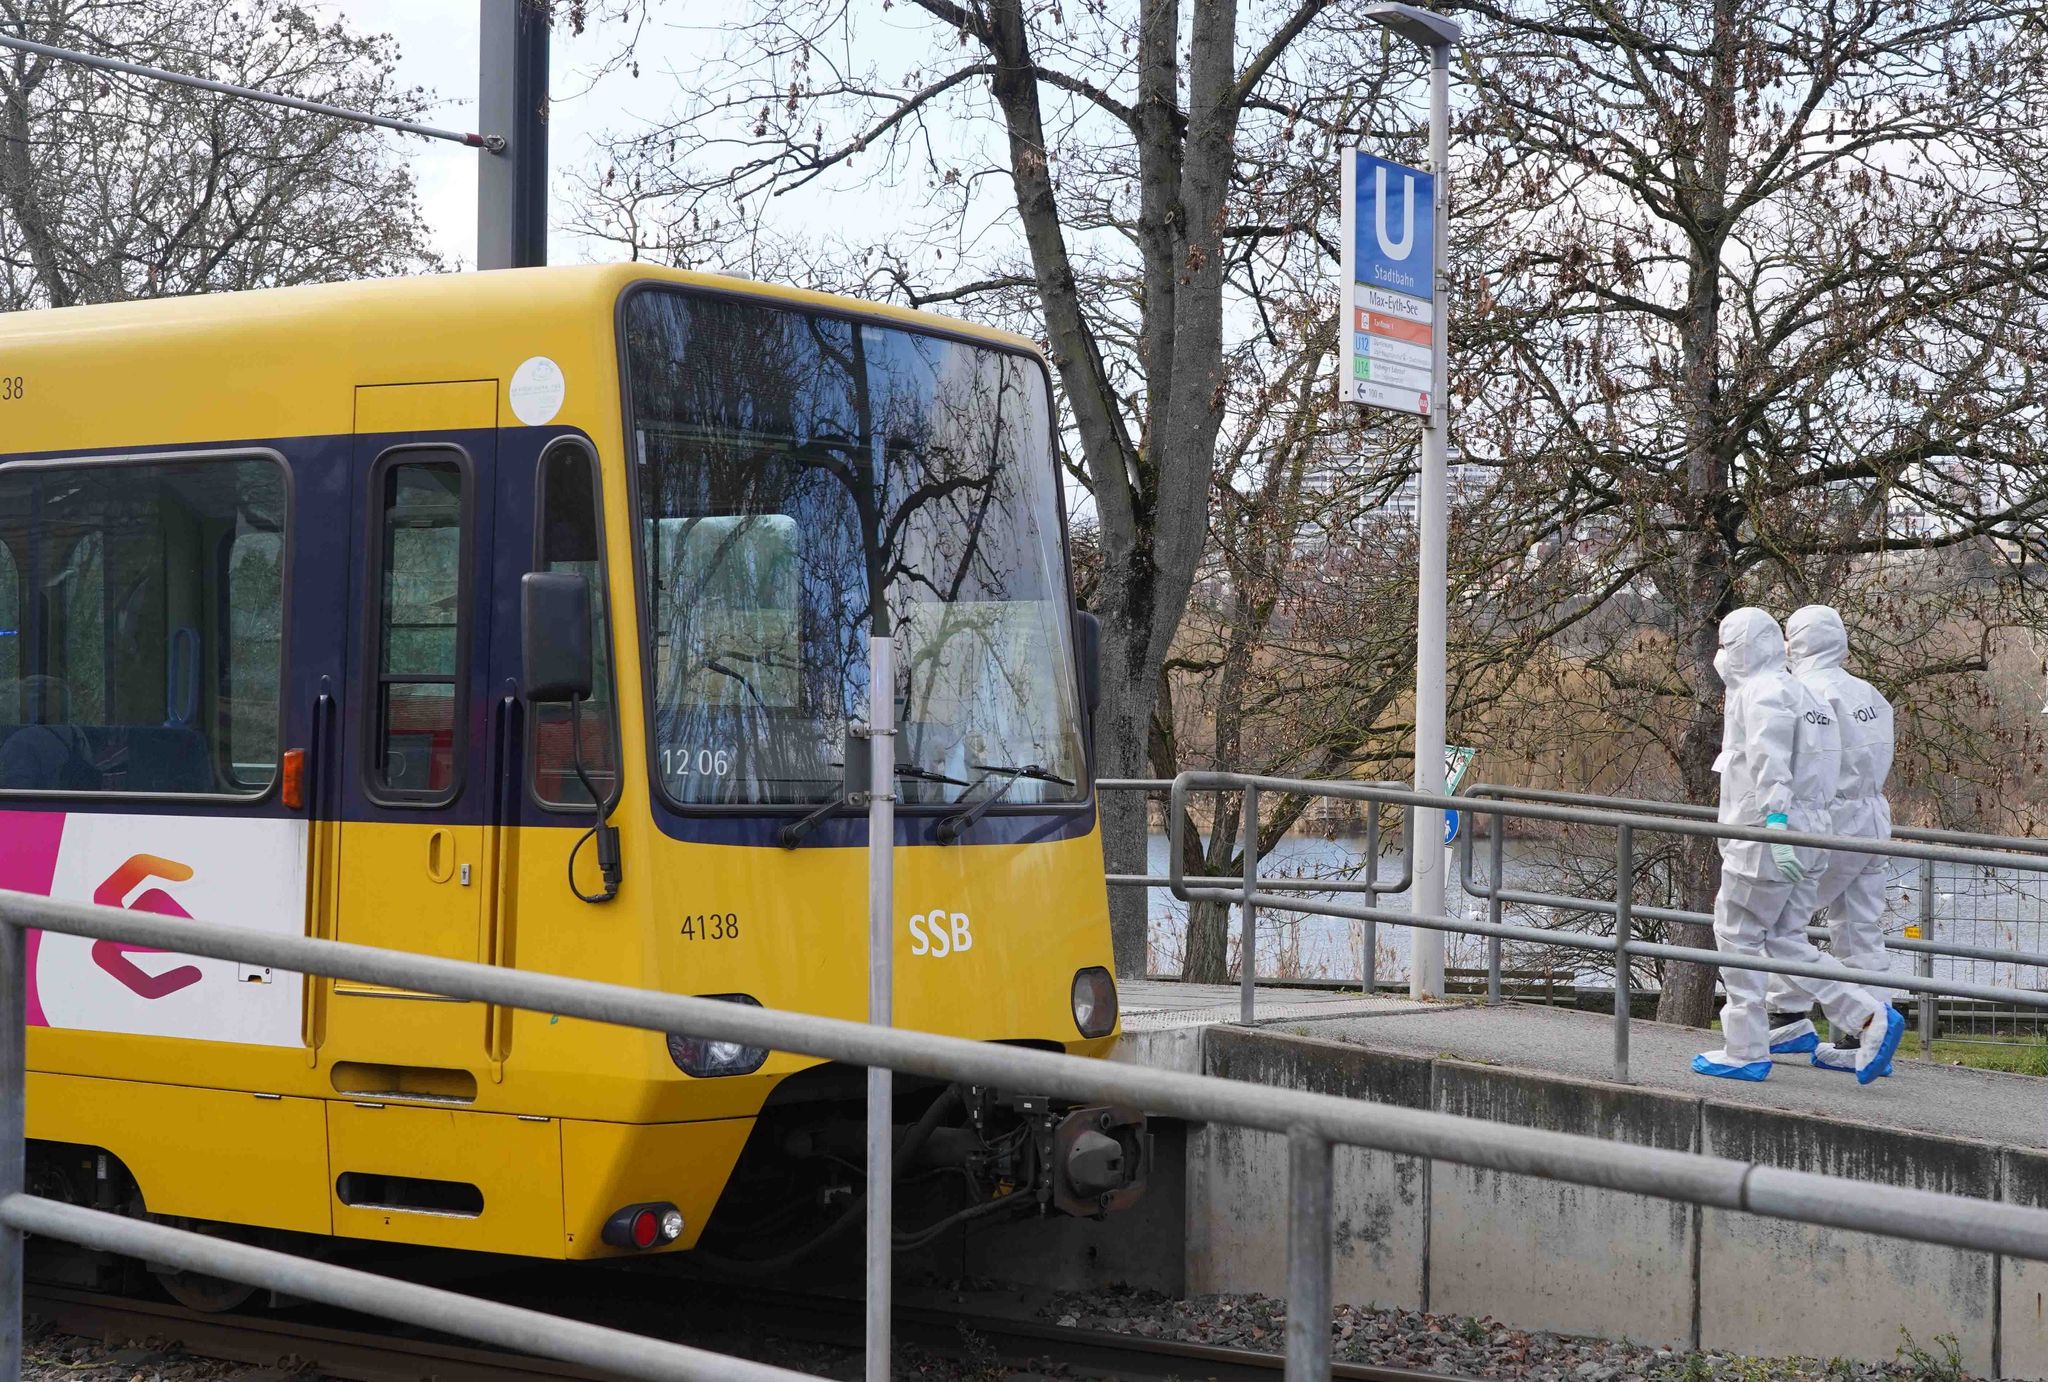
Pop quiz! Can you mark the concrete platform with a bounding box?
[1307,998,2048,1150]
[1118,979,1432,1033]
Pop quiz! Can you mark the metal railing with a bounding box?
[1152,772,2048,1084]
[1098,777,1414,1023]
[1460,784,2048,1054]
[14,849,2048,1380]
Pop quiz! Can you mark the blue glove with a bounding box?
[1765,812,1804,884]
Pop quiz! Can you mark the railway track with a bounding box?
[28,1280,1481,1382]
[769,1288,1481,1382]
[26,1285,621,1381]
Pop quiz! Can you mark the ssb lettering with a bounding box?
[908,910,974,958]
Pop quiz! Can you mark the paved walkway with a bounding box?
[1117,979,1431,1033]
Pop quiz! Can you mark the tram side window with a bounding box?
[0,458,287,796]
[0,540,16,723]
[532,444,616,806]
[371,457,465,801]
[223,531,284,786]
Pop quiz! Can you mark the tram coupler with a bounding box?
[1047,1103,1148,1218]
[971,1091,1147,1218]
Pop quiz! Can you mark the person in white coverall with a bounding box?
[1761,605,1900,1073]
[1692,607,1904,1085]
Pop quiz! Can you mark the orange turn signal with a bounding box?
[281,749,306,809]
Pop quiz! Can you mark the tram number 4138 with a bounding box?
[680,913,739,940]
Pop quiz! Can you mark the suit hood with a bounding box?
[1786,604,1847,677]
[1716,606,1786,687]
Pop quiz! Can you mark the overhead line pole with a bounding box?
[0,32,500,149]
[3,4,551,271]
[478,0,550,270]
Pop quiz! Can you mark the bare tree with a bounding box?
[1158,324,1588,983]
[1437,0,2048,1024]
[0,0,440,310]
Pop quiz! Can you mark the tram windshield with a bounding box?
[622,288,1087,809]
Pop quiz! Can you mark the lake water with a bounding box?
[1140,832,2048,992]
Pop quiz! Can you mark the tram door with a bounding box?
[326,382,498,1067]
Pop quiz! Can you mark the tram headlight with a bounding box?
[1071,966,1118,1038]
[667,993,769,1077]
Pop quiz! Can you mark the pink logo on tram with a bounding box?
[0,813,65,1026]
[90,854,203,1000]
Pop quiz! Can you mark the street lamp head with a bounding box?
[1365,2,1462,50]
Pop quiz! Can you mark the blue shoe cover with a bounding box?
[1768,1019,1819,1055]
[1812,1044,1891,1077]
[1857,1008,1905,1086]
[1692,1052,1772,1081]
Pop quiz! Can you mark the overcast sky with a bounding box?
[308,2,666,267]
[308,3,961,272]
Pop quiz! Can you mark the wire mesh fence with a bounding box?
[1903,856,2048,1045]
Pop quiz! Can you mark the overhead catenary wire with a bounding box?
[0,31,502,151]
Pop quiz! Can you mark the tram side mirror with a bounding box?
[1075,609,1102,717]
[521,572,593,703]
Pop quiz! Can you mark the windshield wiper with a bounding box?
[779,790,851,849]
[935,762,1076,844]
[895,763,971,788]
[781,763,976,848]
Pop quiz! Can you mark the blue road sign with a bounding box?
[1445,808,1460,845]
[1351,152,1434,303]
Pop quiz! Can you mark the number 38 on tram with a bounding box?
[0,265,1141,1291]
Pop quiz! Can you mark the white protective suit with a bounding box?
[1698,608,1887,1078]
[1767,606,1898,1038]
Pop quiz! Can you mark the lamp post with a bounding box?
[1365,3,1460,999]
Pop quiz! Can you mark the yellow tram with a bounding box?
[0,266,1137,1291]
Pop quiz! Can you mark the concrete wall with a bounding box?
[1431,1064,1697,1348]
[2006,1150,2048,1379]
[1049,1025,2044,1375]
[1700,1106,1997,1373]
[1192,1029,1430,1310]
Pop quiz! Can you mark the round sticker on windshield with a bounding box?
[509,356,566,426]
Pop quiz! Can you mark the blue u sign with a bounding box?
[1352,152,1434,302]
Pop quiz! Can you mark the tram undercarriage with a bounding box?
[692,1066,1148,1269]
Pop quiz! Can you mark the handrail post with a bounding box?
[1487,808,1506,1006]
[0,918,22,1381]
[1362,807,1380,992]
[1240,784,1259,1025]
[863,632,896,1382]
[1918,861,1935,1054]
[1614,823,1633,1084]
[1283,1128,1333,1382]
[1168,775,1191,900]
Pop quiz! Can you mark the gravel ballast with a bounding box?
[1044,1285,1988,1381]
[23,1324,310,1380]
[19,1290,1995,1381]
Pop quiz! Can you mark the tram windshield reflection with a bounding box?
[623,288,1087,809]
